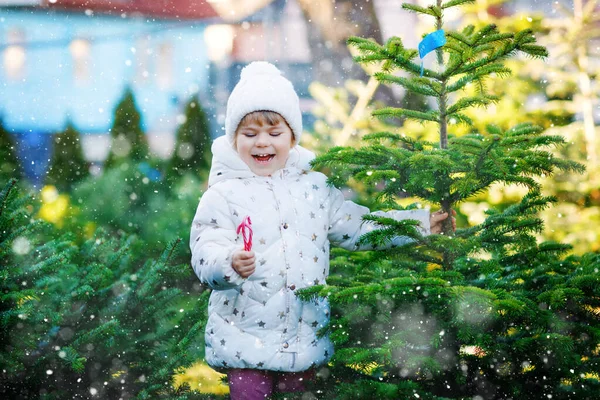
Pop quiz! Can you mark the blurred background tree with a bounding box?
[458,0,600,253]
[71,168,203,262]
[167,95,212,182]
[45,121,90,192]
[0,179,217,399]
[528,0,600,252]
[0,119,22,183]
[103,87,149,169]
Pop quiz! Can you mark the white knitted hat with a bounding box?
[225,61,302,144]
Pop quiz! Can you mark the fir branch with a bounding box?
[401,3,438,16]
[28,253,68,274]
[0,178,17,218]
[357,226,420,249]
[156,237,182,265]
[448,135,484,151]
[347,36,385,53]
[477,32,515,47]
[446,112,473,126]
[538,288,586,309]
[570,274,600,294]
[549,157,586,174]
[389,55,428,77]
[454,42,518,76]
[462,25,476,36]
[444,41,466,55]
[388,244,444,265]
[517,45,549,59]
[471,43,495,55]
[354,170,401,186]
[446,74,475,93]
[446,31,473,47]
[353,53,393,66]
[472,24,500,43]
[374,73,439,96]
[0,289,39,308]
[442,0,475,9]
[447,95,499,114]
[58,346,87,372]
[472,135,500,173]
[495,298,528,318]
[505,123,544,137]
[72,319,120,347]
[447,64,512,93]
[363,132,423,151]
[373,108,440,123]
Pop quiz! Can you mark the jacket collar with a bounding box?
[208,136,316,187]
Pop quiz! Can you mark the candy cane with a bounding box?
[236,216,253,251]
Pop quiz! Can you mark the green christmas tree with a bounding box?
[300,1,600,399]
[0,179,213,399]
[104,87,149,169]
[45,121,90,192]
[0,179,54,385]
[72,166,204,260]
[168,95,212,181]
[0,119,22,182]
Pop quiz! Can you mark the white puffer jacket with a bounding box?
[190,136,430,372]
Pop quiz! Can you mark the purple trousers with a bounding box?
[227,368,315,400]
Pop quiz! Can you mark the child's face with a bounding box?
[235,118,294,176]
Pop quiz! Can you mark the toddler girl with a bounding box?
[190,61,452,399]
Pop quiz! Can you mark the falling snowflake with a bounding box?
[12,236,31,255]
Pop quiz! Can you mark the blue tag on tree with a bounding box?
[418,29,446,76]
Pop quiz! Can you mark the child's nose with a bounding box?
[256,133,270,146]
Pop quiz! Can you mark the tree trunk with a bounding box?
[296,0,397,103]
[574,0,598,167]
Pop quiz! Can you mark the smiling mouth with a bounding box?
[252,154,275,164]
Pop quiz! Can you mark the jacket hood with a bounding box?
[208,135,316,186]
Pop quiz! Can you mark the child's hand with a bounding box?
[232,250,256,278]
[430,209,457,234]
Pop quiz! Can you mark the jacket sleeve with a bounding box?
[327,186,430,251]
[189,188,244,290]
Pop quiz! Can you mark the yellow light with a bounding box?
[38,186,70,228]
